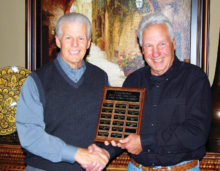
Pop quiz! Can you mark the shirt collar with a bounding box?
[56,54,86,83]
[147,56,181,81]
[57,54,86,72]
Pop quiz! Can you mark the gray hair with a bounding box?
[137,13,174,46]
[55,12,92,39]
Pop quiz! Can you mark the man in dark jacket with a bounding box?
[88,13,212,171]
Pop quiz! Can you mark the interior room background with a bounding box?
[0,0,219,85]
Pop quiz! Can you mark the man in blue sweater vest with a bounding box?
[16,12,109,171]
[88,13,212,171]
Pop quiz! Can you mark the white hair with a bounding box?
[55,12,92,39]
[137,13,174,46]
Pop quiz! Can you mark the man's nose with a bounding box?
[153,47,160,57]
[72,39,78,47]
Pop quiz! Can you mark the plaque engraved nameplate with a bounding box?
[94,86,146,142]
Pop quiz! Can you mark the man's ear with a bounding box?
[87,38,91,49]
[55,36,61,48]
[173,37,176,50]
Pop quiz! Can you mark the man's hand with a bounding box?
[105,134,143,155]
[75,147,109,170]
[84,144,110,171]
[88,144,110,158]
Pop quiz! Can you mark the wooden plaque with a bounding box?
[94,86,146,142]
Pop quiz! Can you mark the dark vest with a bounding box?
[25,60,108,171]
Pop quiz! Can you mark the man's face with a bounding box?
[55,21,91,69]
[142,24,176,76]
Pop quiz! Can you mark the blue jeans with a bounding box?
[127,160,200,171]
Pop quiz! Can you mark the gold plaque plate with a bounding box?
[0,66,31,135]
[95,86,145,142]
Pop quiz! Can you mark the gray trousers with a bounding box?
[26,165,46,171]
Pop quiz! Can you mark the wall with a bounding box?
[0,0,25,68]
[209,0,220,85]
[0,0,219,85]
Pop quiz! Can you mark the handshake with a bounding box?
[75,134,142,171]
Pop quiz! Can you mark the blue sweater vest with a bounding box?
[25,60,108,171]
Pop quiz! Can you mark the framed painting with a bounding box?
[26,0,210,86]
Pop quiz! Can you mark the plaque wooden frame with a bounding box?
[94,86,146,142]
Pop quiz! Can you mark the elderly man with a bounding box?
[16,12,109,171]
[89,13,212,171]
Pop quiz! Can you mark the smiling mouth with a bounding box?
[69,50,80,55]
[153,58,163,63]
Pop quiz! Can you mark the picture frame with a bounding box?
[191,0,210,73]
[26,0,210,79]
